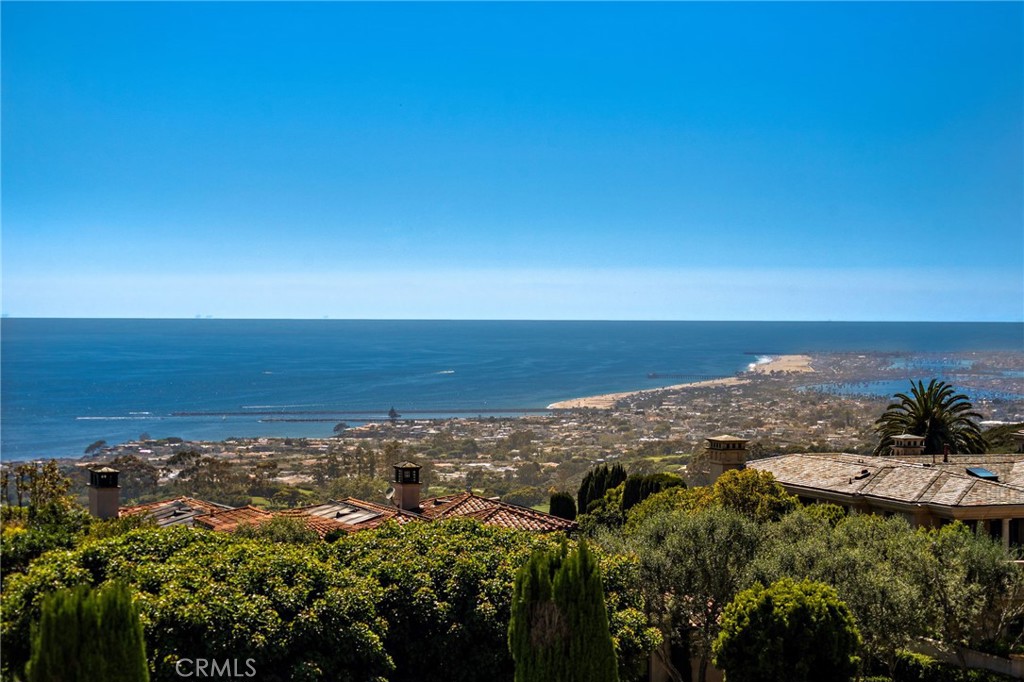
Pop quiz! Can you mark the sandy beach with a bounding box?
[546,354,814,409]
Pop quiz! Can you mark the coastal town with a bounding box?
[35,350,1022,511]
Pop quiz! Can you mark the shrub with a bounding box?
[509,540,618,682]
[28,582,148,682]
[713,578,860,682]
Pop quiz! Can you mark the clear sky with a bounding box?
[2,2,1021,321]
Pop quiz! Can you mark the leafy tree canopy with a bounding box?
[713,578,860,682]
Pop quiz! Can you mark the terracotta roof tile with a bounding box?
[419,492,576,532]
[193,506,273,533]
[140,490,575,540]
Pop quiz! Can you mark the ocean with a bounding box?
[1,319,1021,461]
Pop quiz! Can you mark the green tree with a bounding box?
[3,527,393,682]
[630,507,761,682]
[234,516,318,544]
[271,486,303,508]
[620,473,684,512]
[916,521,1024,666]
[712,578,860,682]
[175,456,249,506]
[28,582,149,682]
[109,455,160,502]
[549,492,577,521]
[578,464,627,514]
[84,440,108,455]
[710,469,797,524]
[503,487,547,508]
[873,379,986,455]
[751,510,932,677]
[509,540,619,682]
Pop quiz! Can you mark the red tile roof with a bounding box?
[123,490,575,539]
[419,492,577,532]
[193,505,273,533]
[274,508,355,538]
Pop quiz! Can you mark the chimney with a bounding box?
[392,461,422,511]
[88,466,120,519]
[705,435,748,484]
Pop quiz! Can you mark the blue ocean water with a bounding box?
[2,319,1022,461]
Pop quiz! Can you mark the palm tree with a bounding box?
[873,379,986,456]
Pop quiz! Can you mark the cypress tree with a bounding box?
[577,469,596,513]
[509,540,619,682]
[621,473,685,512]
[608,464,627,490]
[28,582,149,682]
[549,492,577,521]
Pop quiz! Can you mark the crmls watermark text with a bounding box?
[175,658,256,678]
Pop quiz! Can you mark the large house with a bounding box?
[99,461,576,536]
[705,435,1024,549]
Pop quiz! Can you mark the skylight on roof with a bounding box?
[966,467,999,482]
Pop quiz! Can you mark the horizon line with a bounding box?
[2,316,1022,325]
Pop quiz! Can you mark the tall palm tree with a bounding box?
[873,379,986,456]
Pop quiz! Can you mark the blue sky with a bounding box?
[2,2,1021,321]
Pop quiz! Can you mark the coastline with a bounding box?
[546,354,814,410]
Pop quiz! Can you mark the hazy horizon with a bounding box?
[3,3,1022,322]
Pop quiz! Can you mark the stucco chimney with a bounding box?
[88,466,120,519]
[705,435,748,484]
[392,461,422,511]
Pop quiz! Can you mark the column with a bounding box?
[1004,518,1012,551]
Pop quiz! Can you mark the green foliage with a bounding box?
[325,475,388,502]
[578,464,627,516]
[620,473,684,512]
[874,379,986,456]
[270,486,305,508]
[549,492,577,521]
[2,520,659,682]
[172,455,250,506]
[509,540,619,682]
[234,516,319,544]
[85,514,155,542]
[1,503,92,579]
[750,511,1024,676]
[710,469,798,523]
[332,519,564,682]
[108,455,160,502]
[753,511,931,676]
[803,502,848,527]
[29,582,149,682]
[502,487,548,508]
[916,522,1024,659]
[578,483,627,533]
[713,578,860,682]
[629,506,761,682]
[981,422,1024,453]
[624,469,794,528]
[623,485,710,529]
[863,650,1018,682]
[10,460,74,512]
[84,440,108,455]
[3,527,393,682]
